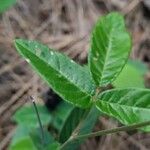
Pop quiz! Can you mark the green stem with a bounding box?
[74,120,150,140]
[30,96,45,145]
[60,120,150,149]
[60,136,73,150]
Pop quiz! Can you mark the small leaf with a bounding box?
[15,39,95,108]
[52,102,74,131]
[9,126,31,147]
[78,107,100,135]
[96,88,150,132]
[114,60,147,88]
[30,128,60,150]
[0,0,16,13]
[10,126,60,150]
[89,12,131,86]
[59,107,100,150]
[59,107,85,143]
[9,126,36,150]
[12,104,51,128]
[9,138,37,150]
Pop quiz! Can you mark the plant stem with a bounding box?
[60,136,73,150]
[60,120,150,149]
[30,96,45,145]
[74,120,150,140]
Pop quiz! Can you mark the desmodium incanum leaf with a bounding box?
[52,102,74,131]
[15,39,95,108]
[59,107,85,143]
[89,12,131,87]
[59,106,100,150]
[96,88,150,132]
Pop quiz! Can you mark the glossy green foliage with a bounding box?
[114,60,147,88]
[12,104,51,128]
[89,13,131,86]
[0,0,16,13]
[96,88,150,131]
[15,40,95,108]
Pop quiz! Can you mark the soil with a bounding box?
[0,0,150,150]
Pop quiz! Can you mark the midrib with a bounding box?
[99,27,114,86]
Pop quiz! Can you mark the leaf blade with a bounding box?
[59,107,100,150]
[15,39,95,108]
[30,128,60,150]
[12,104,51,128]
[59,107,85,143]
[89,12,131,86]
[9,134,37,150]
[52,102,74,131]
[96,88,150,132]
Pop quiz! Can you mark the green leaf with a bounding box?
[59,107,85,143]
[12,104,51,128]
[9,126,60,150]
[9,136,37,150]
[52,102,74,131]
[114,60,147,88]
[9,126,37,150]
[45,142,60,150]
[15,39,95,108]
[89,12,131,86]
[10,126,31,146]
[59,107,100,150]
[78,107,100,135]
[30,128,60,150]
[96,88,150,132]
[0,0,16,13]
